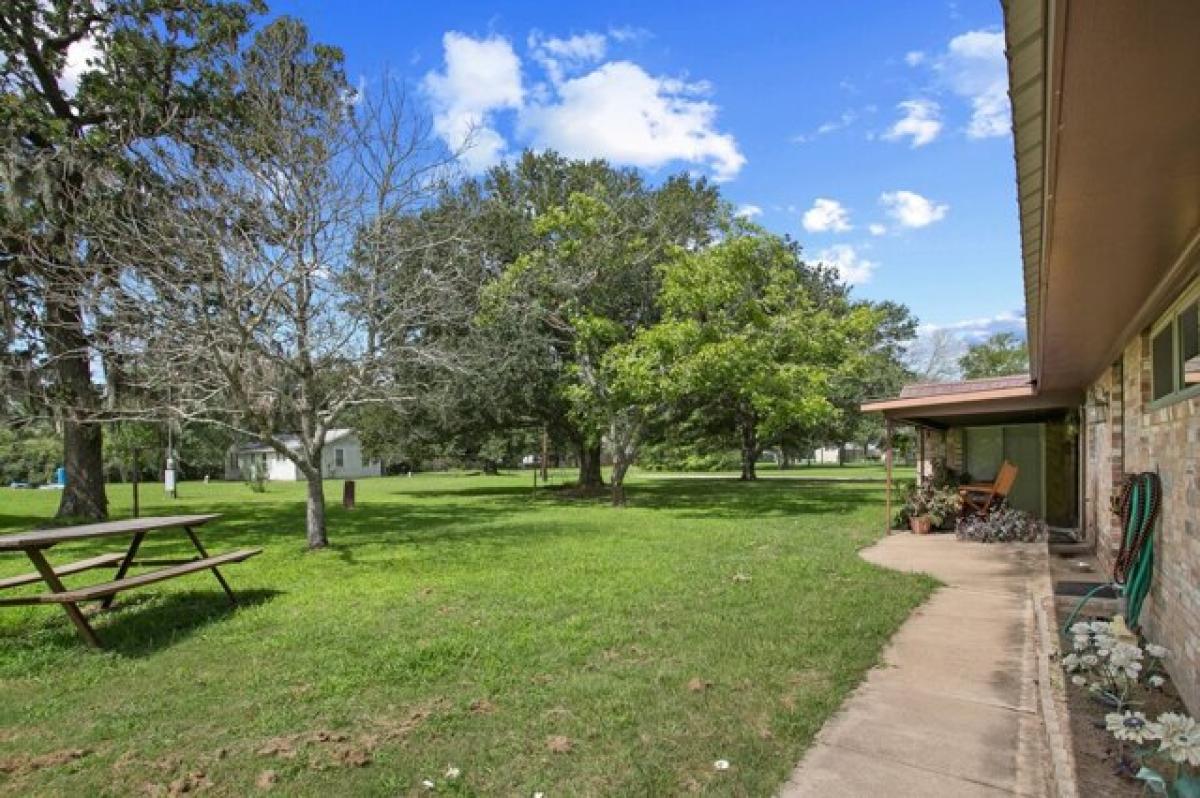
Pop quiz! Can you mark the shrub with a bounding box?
[955,503,1045,542]
[244,462,267,493]
[0,427,60,484]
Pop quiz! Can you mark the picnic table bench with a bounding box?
[0,514,261,648]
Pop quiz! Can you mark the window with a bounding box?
[1149,279,1200,404]
[335,448,345,468]
[1153,326,1175,401]
[1180,302,1199,386]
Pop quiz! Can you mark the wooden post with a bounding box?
[918,426,926,485]
[884,419,894,534]
[131,448,140,519]
[342,480,356,510]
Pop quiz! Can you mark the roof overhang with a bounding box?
[863,386,1082,428]
[1004,0,1200,393]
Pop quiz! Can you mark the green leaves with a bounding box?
[637,230,860,442]
[959,332,1029,379]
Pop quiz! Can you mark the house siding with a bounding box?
[1086,334,1200,713]
[225,431,382,481]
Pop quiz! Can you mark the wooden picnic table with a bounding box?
[0,514,261,648]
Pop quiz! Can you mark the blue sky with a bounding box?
[271,0,1025,342]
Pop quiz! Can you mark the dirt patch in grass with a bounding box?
[255,704,439,771]
[0,747,89,775]
[545,735,573,753]
[1065,680,1189,796]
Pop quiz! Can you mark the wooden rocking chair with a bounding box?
[958,461,1019,518]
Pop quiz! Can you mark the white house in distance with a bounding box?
[224,429,382,481]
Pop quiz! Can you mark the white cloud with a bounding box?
[792,109,863,145]
[938,30,1009,139]
[528,31,606,84]
[423,33,524,173]
[816,244,877,286]
[608,25,652,44]
[868,223,887,236]
[904,50,926,67]
[520,60,745,181]
[817,110,856,135]
[60,32,104,97]
[921,310,1025,343]
[802,198,852,233]
[424,30,743,181]
[735,204,763,219]
[882,99,942,147]
[880,190,948,228]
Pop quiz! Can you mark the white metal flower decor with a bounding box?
[1063,617,1199,795]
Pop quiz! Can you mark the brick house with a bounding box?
[863,1,1200,713]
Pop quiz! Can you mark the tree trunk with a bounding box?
[739,421,759,481]
[610,459,631,506]
[482,460,499,476]
[57,419,107,518]
[304,470,328,549]
[48,297,107,520]
[780,449,792,470]
[578,442,605,489]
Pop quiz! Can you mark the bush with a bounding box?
[0,427,60,484]
[955,503,1045,542]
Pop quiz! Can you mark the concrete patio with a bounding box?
[781,533,1051,797]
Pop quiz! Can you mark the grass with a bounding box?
[0,469,933,796]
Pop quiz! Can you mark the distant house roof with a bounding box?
[862,374,1034,414]
[236,428,356,454]
[897,374,1033,400]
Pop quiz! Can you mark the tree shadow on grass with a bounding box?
[2,477,888,566]
[600,479,886,520]
[0,588,280,658]
[0,511,64,534]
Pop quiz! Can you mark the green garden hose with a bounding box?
[1061,472,1160,633]
[1115,472,1159,627]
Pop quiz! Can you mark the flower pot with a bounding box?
[909,515,933,534]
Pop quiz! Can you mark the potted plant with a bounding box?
[902,482,962,534]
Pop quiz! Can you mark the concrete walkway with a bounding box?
[780,534,1050,797]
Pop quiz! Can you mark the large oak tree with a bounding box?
[0,0,260,518]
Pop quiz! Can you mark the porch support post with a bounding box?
[918,425,926,484]
[885,418,894,534]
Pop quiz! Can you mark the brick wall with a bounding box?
[918,427,947,483]
[1086,335,1200,713]
[1086,364,1125,571]
[946,429,964,474]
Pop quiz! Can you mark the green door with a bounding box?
[1002,424,1043,516]
[963,424,1045,516]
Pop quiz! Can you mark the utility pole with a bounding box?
[540,427,549,484]
[164,423,177,499]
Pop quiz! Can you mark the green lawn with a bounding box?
[0,471,933,796]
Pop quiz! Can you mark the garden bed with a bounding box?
[1050,605,1198,797]
[1063,667,1188,796]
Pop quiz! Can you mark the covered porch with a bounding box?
[863,375,1084,532]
